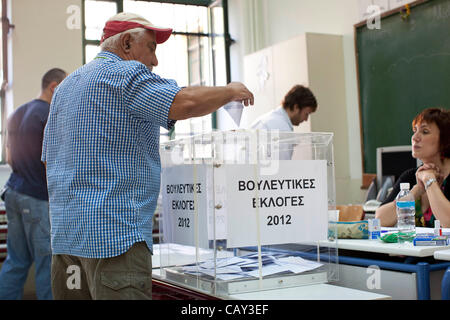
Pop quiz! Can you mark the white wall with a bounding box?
[227,0,366,204]
[0,0,83,188]
[9,0,83,109]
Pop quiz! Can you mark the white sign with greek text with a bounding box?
[225,160,328,248]
[161,165,209,248]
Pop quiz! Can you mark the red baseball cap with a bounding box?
[101,12,173,44]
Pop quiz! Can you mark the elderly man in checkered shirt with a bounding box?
[42,12,254,300]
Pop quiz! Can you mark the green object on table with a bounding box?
[380,232,399,243]
[380,232,415,243]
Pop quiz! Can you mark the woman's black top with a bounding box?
[381,167,450,227]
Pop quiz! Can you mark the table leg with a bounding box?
[442,267,450,300]
[416,262,430,300]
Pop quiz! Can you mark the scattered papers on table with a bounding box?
[152,243,234,268]
[181,252,323,281]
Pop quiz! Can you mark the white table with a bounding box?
[319,227,450,257]
[434,249,450,261]
[150,244,390,300]
[229,283,390,300]
[320,239,448,257]
[150,229,450,300]
[314,227,450,299]
[151,269,390,300]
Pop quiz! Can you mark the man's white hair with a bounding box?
[100,28,149,51]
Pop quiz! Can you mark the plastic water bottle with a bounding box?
[395,183,416,243]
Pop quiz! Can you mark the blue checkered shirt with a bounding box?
[42,51,181,258]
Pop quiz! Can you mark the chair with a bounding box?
[363,175,395,213]
[378,176,395,202]
[365,178,378,203]
[336,205,365,222]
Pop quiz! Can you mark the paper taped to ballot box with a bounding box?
[161,165,211,249]
[161,165,228,248]
[219,160,329,248]
[161,160,328,249]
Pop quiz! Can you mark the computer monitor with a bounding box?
[376,145,422,188]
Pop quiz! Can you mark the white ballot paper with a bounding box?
[223,101,244,127]
[181,252,323,281]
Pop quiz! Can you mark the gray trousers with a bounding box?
[51,242,152,300]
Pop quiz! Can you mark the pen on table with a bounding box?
[381,229,398,233]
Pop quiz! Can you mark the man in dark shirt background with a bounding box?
[0,68,66,300]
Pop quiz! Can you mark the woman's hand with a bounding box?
[416,163,441,186]
[416,164,433,188]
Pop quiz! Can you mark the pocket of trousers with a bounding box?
[100,271,151,299]
[35,238,52,256]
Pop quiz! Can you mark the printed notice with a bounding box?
[225,160,328,248]
[161,165,209,248]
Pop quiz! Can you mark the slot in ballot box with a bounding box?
[158,130,339,298]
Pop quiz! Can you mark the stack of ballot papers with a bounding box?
[181,252,323,281]
[152,243,234,268]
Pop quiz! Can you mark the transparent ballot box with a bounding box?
[157,130,338,297]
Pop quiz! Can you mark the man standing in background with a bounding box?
[250,85,317,132]
[0,68,66,300]
[250,85,318,160]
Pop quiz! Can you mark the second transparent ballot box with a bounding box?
[156,130,338,297]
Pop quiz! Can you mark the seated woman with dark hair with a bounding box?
[375,108,450,228]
